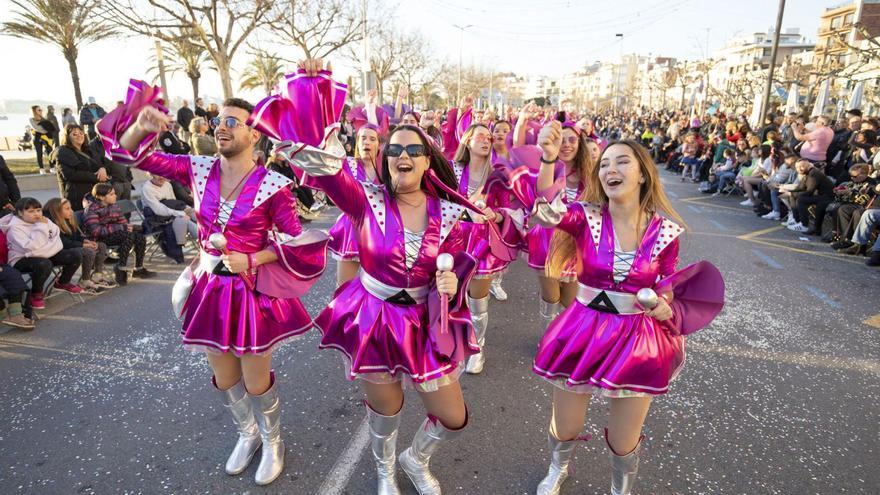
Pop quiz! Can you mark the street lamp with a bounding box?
[454,24,474,104]
[615,33,624,111]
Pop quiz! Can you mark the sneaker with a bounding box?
[54,281,83,294]
[761,211,780,220]
[711,191,721,197]
[3,313,35,330]
[132,267,157,279]
[786,222,810,232]
[831,240,854,250]
[39,169,47,175]
[79,280,103,295]
[91,274,117,289]
[30,292,45,309]
[739,199,753,206]
[866,252,880,266]
[489,280,508,301]
[114,266,128,286]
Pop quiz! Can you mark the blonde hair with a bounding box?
[545,140,686,279]
[189,117,206,135]
[44,198,77,236]
[452,124,491,164]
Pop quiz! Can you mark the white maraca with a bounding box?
[636,288,659,310]
[436,253,454,272]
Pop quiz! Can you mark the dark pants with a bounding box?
[796,195,833,229]
[99,230,146,267]
[14,248,83,293]
[34,133,51,170]
[0,265,27,305]
[836,203,867,240]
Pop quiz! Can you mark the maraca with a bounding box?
[436,253,454,334]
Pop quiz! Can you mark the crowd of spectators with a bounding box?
[597,107,880,267]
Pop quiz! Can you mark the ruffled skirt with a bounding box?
[181,272,312,356]
[527,224,576,281]
[315,278,479,392]
[328,213,360,261]
[532,300,685,396]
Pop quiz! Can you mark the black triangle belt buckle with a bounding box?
[212,261,235,276]
[587,291,620,314]
[385,290,418,306]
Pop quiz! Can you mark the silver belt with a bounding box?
[576,284,643,315]
[198,251,223,274]
[359,270,429,305]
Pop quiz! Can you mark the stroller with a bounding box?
[17,126,33,151]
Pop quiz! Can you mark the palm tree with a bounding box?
[239,50,285,95]
[148,30,212,102]
[3,0,117,109]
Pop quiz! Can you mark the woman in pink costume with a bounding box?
[512,112,595,329]
[531,125,723,495]
[98,82,328,486]
[285,59,518,495]
[447,123,525,374]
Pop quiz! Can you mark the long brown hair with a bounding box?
[563,126,593,186]
[545,140,685,279]
[380,125,459,202]
[44,198,77,236]
[61,123,88,154]
[452,123,491,164]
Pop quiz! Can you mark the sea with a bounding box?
[0,113,35,138]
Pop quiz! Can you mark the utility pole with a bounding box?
[615,33,624,111]
[760,0,786,126]
[361,0,370,101]
[488,67,494,113]
[453,24,474,104]
[154,38,169,101]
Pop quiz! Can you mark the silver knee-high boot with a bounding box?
[214,377,262,475]
[606,428,645,495]
[366,401,403,495]
[536,433,585,495]
[249,374,285,485]
[465,295,490,374]
[398,410,468,495]
[539,299,561,329]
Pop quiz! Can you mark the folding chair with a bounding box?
[135,199,173,262]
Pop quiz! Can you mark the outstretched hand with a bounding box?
[136,106,172,134]
[538,120,563,162]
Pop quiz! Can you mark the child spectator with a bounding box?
[83,184,154,285]
[44,198,116,293]
[0,229,35,329]
[0,197,83,309]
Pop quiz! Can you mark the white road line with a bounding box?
[315,416,371,495]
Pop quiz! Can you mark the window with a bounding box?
[763,47,772,57]
[831,16,841,29]
[844,13,854,25]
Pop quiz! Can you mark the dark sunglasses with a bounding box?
[385,144,427,158]
[210,116,249,129]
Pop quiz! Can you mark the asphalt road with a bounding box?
[1,169,878,495]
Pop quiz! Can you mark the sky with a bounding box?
[0,0,839,109]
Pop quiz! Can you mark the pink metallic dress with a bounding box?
[289,136,483,392]
[97,80,329,356]
[531,198,687,397]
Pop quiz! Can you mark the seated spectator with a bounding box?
[159,123,191,154]
[189,117,217,156]
[0,197,84,309]
[0,154,21,216]
[56,124,106,211]
[89,137,133,201]
[44,198,116,293]
[141,174,198,262]
[707,148,737,195]
[83,184,154,285]
[760,153,799,220]
[841,207,880,265]
[680,134,700,181]
[0,229,35,329]
[786,159,835,233]
[741,145,776,207]
[827,164,879,250]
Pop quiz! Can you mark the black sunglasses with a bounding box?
[385,144,427,158]
[210,116,249,129]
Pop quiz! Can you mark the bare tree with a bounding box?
[102,0,275,99]
[148,29,211,102]
[3,0,117,109]
[239,49,286,95]
[347,25,400,103]
[267,0,363,60]
[395,33,442,107]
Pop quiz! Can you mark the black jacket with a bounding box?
[0,155,21,209]
[803,167,835,198]
[56,146,101,210]
[45,210,86,249]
